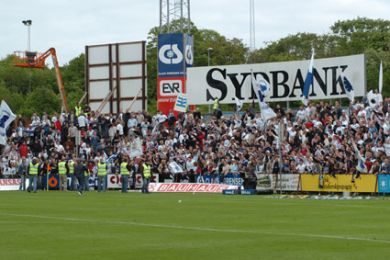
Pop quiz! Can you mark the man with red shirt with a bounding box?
[19,140,29,158]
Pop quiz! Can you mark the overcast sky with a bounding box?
[1,0,390,65]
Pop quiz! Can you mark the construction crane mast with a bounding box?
[14,48,69,113]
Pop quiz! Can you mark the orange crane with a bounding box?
[14,48,69,113]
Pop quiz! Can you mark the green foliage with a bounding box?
[20,86,60,117]
[61,54,85,109]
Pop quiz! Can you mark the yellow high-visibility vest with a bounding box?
[68,161,75,174]
[98,163,107,176]
[121,162,129,175]
[29,162,39,175]
[213,99,219,110]
[75,106,82,117]
[143,163,151,178]
[58,161,66,175]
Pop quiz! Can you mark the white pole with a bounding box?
[379,60,383,94]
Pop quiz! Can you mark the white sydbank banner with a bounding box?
[187,54,365,104]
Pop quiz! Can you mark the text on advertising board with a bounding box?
[186,54,365,104]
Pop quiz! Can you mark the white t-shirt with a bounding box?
[116,123,124,136]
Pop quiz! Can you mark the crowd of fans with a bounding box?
[1,97,390,190]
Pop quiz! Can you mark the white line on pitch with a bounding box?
[1,212,390,244]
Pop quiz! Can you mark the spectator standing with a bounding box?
[120,156,130,193]
[67,158,75,190]
[28,157,39,193]
[58,156,67,191]
[74,159,88,195]
[141,158,152,193]
[97,159,107,192]
[18,157,28,191]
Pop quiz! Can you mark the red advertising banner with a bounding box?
[157,77,186,115]
[0,179,21,191]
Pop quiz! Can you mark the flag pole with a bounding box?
[379,60,383,94]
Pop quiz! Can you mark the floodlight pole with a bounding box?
[22,20,32,51]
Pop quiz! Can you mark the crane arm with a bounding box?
[16,48,69,113]
[49,48,69,113]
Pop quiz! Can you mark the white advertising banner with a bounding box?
[277,174,300,191]
[187,54,365,104]
[256,174,300,191]
[106,173,159,189]
[148,183,239,193]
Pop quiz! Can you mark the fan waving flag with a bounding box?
[234,96,243,112]
[341,73,355,103]
[302,51,314,106]
[367,90,383,110]
[251,73,270,102]
[0,100,16,146]
[251,73,276,121]
[352,142,367,173]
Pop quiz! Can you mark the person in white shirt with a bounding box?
[77,113,89,129]
[116,121,124,136]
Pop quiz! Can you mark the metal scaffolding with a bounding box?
[160,0,191,32]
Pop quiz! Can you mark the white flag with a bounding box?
[251,73,271,102]
[367,90,382,110]
[174,94,188,113]
[234,97,243,112]
[251,74,276,121]
[259,101,277,121]
[0,100,16,146]
[168,161,183,174]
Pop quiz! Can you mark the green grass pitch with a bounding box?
[0,191,389,259]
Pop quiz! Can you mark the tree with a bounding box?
[20,86,60,116]
[250,18,390,97]
[61,54,85,109]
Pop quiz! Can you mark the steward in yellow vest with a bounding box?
[28,158,40,193]
[58,159,67,191]
[97,161,107,192]
[75,106,82,117]
[120,159,130,193]
[141,160,152,193]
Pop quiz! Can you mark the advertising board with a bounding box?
[187,54,365,105]
[86,41,147,114]
[148,183,238,193]
[301,174,376,192]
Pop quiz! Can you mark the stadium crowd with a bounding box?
[0,96,390,192]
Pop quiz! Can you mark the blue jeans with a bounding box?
[28,175,38,192]
[97,175,106,192]
[196,174,204,183]
[77,175,85,192]
[142,178,150,193]
[70,175,77,190]
[121,175,129,192]
[84,175,90,191]
[19,175,26,191]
